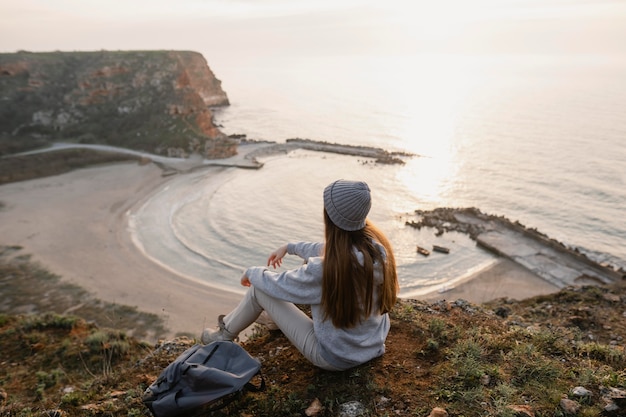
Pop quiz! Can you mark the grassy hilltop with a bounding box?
[0,246,624,417]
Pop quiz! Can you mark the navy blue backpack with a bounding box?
[143,341,265,417]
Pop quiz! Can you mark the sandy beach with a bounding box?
[0,162,243,341]
[421,258,560,304]
[0,158,561,341]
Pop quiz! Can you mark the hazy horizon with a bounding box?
[2,0,626,70]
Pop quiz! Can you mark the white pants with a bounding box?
[222,286,341,371]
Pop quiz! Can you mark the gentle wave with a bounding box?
[131,54,626,294]
[129,151,501,296]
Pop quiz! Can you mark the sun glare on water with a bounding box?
[380,54,486,208]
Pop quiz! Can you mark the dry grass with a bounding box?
[0,247,625,416]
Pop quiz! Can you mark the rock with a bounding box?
[305,398,323,416]
[604,401,620,414]
[409,207,622,287]
[428,407,448,417]
[338,400,366,417]
[494,306,510,318]
[560,398,581,415]
[602,386,626,407]
[571,386,592,398]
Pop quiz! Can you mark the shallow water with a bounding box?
[130,151,497,297]
[131,54,626,296]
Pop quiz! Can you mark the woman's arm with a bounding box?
[245,257,324,304]
[287,242,324,261]
[267,242,324,269]
[267,244,288,269]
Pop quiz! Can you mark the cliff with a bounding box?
[0,50,237,158]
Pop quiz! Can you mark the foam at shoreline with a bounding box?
[1,142,611,340]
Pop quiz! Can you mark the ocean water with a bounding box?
[131,54,626,297]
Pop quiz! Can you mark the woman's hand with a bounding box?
[267,244,288,269]
[240,273,251,287]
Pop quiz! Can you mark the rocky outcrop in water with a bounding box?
[0,50,236,158]
[406,207,625,286]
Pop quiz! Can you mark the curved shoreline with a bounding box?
[1,140,416,343]
[0,143,603,340]
[0,162,244,342]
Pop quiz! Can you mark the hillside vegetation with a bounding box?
[0,50,236,158]
[0,246,625,416]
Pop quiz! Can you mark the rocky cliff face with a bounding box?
[0,50,236,158]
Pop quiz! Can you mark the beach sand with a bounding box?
[421,258,560,304]
[0,161,560,341]
[0,162,242,341]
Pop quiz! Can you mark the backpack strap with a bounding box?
[244,371,266,392]
[199,391,244,414]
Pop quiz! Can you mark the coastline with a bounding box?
[420,258,560,304]
[0,161,242,342]
[0,146,578,340]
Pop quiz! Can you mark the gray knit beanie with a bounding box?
[323,179,371,231]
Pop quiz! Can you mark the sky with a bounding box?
[2,0,626,65]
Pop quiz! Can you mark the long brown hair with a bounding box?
[321,209,398,328]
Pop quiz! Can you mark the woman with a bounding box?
[201,179,398,371]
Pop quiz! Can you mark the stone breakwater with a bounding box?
[406,207,625,289]
[238,138,416,167]
[141,138,416,174]
[3,138,416,184]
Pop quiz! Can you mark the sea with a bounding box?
[130,53,626,298]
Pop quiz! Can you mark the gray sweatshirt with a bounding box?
[245,241,390,370]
